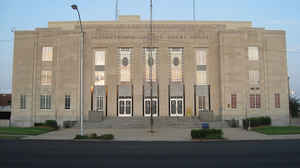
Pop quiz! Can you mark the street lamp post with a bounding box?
[71,4,84,136]
[149,0,154,133]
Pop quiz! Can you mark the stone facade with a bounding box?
[11,16,289,127]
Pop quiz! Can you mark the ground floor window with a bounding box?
[275,93,280,108]
[65,95,71,109]
[20,95,26,109]
[170,98,184,117]
[144,98,158,117]
[118,98,132,117]
[40,95,51,109]
[198,96,206,112]
[96,96,104,111]
[250,94,261,109]
[231,94,237,109]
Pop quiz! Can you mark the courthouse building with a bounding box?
[12,16,289,127]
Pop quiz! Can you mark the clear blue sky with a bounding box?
[0,0,299,96]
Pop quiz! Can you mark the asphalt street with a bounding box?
[1,140,300,168]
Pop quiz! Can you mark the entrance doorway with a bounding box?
[170,98,184,117]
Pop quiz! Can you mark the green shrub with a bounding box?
[45,120,58,129]
[191,129,223,139]
[227,119,239,128]
[88,133,98,138]
[243,116,272,129]
[63,121,76,128]
[34,123,45,127]
[74,134,89,139]
[96,134,114,140]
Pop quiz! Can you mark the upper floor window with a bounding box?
[196,48,207,65]
[248,47,259,61]
[196,71,207,85]
[169,48,183,82]
[120,48,131,82]
[42,47,53,62]
[145,48,157,82]
[249,70,259,84]
[41,70,52,85]
[95,50,105,65]
[95,71,105,86]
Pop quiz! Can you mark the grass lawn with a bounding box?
[0,127,55,135]
[253,126,300,135]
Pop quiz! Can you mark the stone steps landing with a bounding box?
[74,117,228,129]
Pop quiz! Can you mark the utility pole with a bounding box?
[288,76,291,125]
[71,4,84,136]
[193,0,196,21]
[115,0,119,20]
[149,0,154,133]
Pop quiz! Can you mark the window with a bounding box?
[41,70,52,85]
[118,99,132,116]
[20,95,26,109]
[196,48,207,65]
[196,71,207,85]
[275,93,280,108]
[198,96,206,111]
[40,95,51,109]
[231,94,237,109]
[65,95,71,109]
[42,47,53,62]
[249,70,259,84]
[96,96,104,111]
[95,71,105,85]
[248,47,259,61]
[169,48,183,82]
[145,48,157,81]
[120,48,131,82]
[95,51,105,65]
[250,94,261,109]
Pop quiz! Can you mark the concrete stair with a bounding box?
[74,117,229,129]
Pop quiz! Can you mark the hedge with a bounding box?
[45,120,59,130]
[243,116,271,129]
[74,133,114,140]
[191,129,223,139]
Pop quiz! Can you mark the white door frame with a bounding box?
[118,98,132,117]
[144,98,158,117]
[170,98,184,117]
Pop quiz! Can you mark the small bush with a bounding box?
[96,134,114,140]
[63,121,76,128]
[74,134,89,139]
[191,129,223,139]
[227,119,239,128]
[88,133,98,138]
[34,123,45,127]
[243,116,272,129]
[45,120,58,129]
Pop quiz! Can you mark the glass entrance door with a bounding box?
[118,98,132,117]
[170,98,184,117]
[144,98,158,117]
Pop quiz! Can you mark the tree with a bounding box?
[290,96,300,118]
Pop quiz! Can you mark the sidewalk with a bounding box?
[23,127,300,141]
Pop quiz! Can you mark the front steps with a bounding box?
[74,117,229,129]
